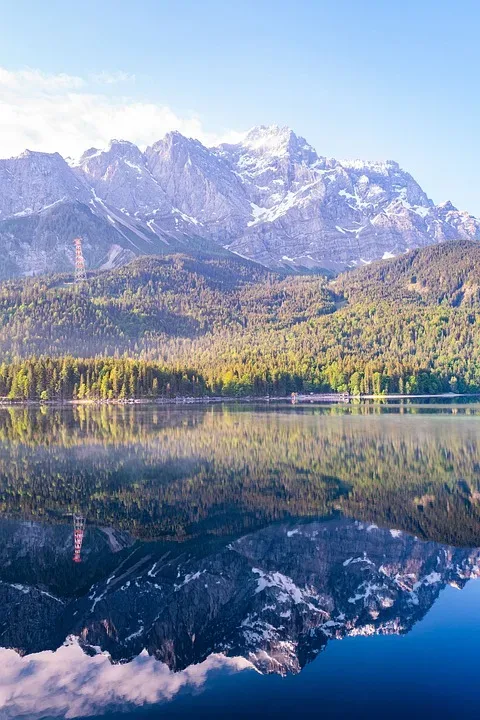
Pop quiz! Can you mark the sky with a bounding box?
[0,0,478,214]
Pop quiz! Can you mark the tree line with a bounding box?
[0,357,206,401]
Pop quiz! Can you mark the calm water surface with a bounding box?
[0,403,479,719]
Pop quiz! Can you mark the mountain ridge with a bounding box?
[0,125,478,279]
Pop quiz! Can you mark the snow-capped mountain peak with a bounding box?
[0,124,478,278]
[242,124,311,157]
[341,158,401,173]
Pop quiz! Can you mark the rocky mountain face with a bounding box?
[0,126,479,278]
[1,516,478,676]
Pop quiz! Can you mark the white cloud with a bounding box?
[90,70,136,85]
[0,67,244,160]
[0,639,254,718]
[0,67,85,91]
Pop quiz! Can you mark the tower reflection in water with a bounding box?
[73,514,86,563]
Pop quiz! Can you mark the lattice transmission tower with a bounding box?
[72,514,86,563]
[74,237,87,283]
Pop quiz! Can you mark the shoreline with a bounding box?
[0,392,479,408]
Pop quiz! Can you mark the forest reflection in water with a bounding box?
[0,402,478,545]
[1,403,480,718]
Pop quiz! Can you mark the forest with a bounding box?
[0,240,479,399]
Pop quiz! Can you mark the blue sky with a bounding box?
[1,0,479,213]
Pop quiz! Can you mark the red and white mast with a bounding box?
[73,237,87,283]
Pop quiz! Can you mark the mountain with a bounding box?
[0,150,91,217]
[0,144,236,279]
[0,126,478,278]
[77,139,171,217]
[0,516,478,675]
[145,131,250,239]
[215,127,479,270]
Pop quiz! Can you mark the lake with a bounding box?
[0,402,479,719]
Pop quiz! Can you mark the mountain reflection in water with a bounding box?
[0,404,479,718]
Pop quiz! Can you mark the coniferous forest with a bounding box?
[0,240,479,400]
